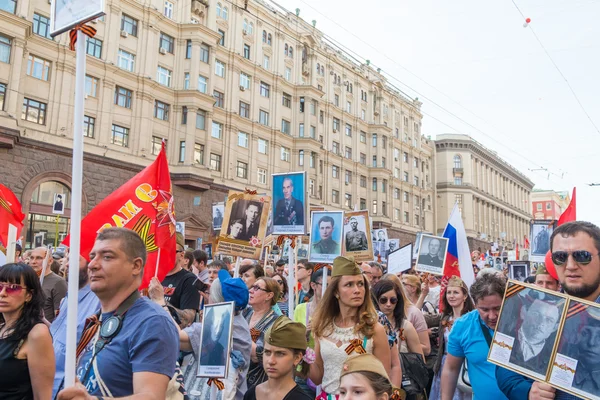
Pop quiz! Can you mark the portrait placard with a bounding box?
[530,221,556,262]
[309,211,344,263]
[212,203,225,231]
[387,243,413,275]
[52,193,66,215]
[51,0,105,36]
[508,262,530,282]
[548,299,600,399]
[342,210,373,262]
[371,228,388,260]
[415,234,449,275]
[413,232,423,260]
[381,239,400,261]
[488,280,568,381]
[215,191,271,259]
[271,172,307,235]
[197,301,235,378]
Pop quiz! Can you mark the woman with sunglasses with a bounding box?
[272,273,289,316]
[0,263,54,399]
[309,256,392,399]
[372,280,424,358]
[430,276,474,400]
[242,277,281,388]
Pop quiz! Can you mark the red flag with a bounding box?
[524,235,530,249]
[0,184,25,248]
[557,188,576,226]
[63,143,176,289]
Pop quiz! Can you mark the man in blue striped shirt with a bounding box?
[497,221,600,400]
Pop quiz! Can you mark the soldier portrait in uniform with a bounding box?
[272,172,307,235]
[309,210,343,263]
[491,284,566,380]
[416,234,449,275]
[529,221,556,262]
[509,263,529,282]
[197,302,234,378]
[343,211,373,262]
[212,203,225,231]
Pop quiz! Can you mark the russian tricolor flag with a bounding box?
[440,204,475,310]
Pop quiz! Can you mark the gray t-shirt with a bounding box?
[41,272,67,322]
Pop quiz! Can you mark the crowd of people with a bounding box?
[0,220,598,400]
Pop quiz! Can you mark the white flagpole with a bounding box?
[63,29,87,390]
[233,256,241,278]
[6,224,17,263]
[287,239,296,318]
[154,248,161,277]
[321,265,328,297]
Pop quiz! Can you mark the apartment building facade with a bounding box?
[531,189,570,220]
[0,0,434,248]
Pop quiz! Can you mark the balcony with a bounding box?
[453,167,464,174]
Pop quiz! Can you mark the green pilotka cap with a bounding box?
[265,316,307,350]
[332,255,361,277]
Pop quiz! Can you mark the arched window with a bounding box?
[249,23,254,34]
[453,155,462,169]
[289,47,293,58]
[216,2,222,17]
[267,33,272,45]
[316,63,320,72]
[243,19,248,32]
[28,181,72,247]
[349,83,353,93]
[222,6,228,20]
[262,30,267,43]
[284,44,288,56]
[320,65,324,75]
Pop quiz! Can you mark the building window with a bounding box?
[372,156,377,168]
[257,168,267,184]
[284,67,291,81]
[159,33,174,53]
[333,118,340,132]
[215,60,225,77]
[345,124,352,137]
[184,73,190,89]
[359,198,366,210]
[332,190,339,204]
[454,177,462,185]
[372,200,377,215]
[359,153,366,165]
[243,44,251,59]
[27,55,51,81]
[281,119,291,135]
[156,66,172,86]
[394,188,400,199]
[345,170,352,184]
[546,202,552,210]
[259,110,269,126]
[310,153,316,169]
[299,97,305,112]
[0,83,5,110]
[403,152,408,163]
[299,150,304,166]
[404,191,409,202]
[260,82,270,98]
[413,176,419,186]
[217,30,225,46]
[151,136,163,155]
[22,98,47,124]
[154,100,170,121]
[414,214,419,226]
[455,194,463,205]
[372,178,377,191]
[197,75,207,93]
[111,124,129,147]
[210,153,222,171]
[394,208,400,221]
[0,35,8,62]
[33,14,52,39]
[86,37,103,58]
[83,115,95,138]
[240,72,251,89]
[194,144,204,164]
[0,0,15,14]
[196,110,206,130]
[413,157,419,168]
[181,106,187,124]
[346,101,351,113]
[164,0,173,18]
[309,179,315,196]
[332,141,339,154]
[213,90,224,108]
[238,131,249,148]
[281,146,290,162]
[258,139,268,154]
[332,165,339,178]
[334,94,339,107]
[394,168,400,178]
[453,155,462,169]
[263,55,270,70]
[185,40,192,59]
[345,147,352,159]
[536,203,542,211]
[360,175,366,188]
[299,123,304,137]
[239,101,250,118]
[372,134,377,147]
[200,44,210,62]
[116,49,135,72]
[403,172,409,182]
[211,121,223,139]
[402,211,409,223]
[237,161,248,179]
[178,141,186,162]
[382,136,387,149]
[382,180,387,193]
[282,93,291,108]
[114,86,132,108]
[121,14,138,36]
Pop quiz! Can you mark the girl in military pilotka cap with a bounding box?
[243,316,312,400]
[308,256,392,399]
[339,354,404,400]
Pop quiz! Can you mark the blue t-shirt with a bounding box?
[447,309,507,400]
[75,297,179,397]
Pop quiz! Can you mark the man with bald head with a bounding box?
[30,247,67,322]
[418,238,444,269]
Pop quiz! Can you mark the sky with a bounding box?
[271,0,600,226]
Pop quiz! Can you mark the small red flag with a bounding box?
[63,142,176,288]
[557,188,576,226]
[0,184,25,248]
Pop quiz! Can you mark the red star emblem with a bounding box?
[153,189,176,236]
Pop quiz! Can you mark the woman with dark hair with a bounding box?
[309,256,391,398]
[272,273,289,316]
[372,280,424,358]
[183,250,194,271]
[0,263,55,399]
[239,263,265,290]
[430,276,474,400]
[441,270,507,400]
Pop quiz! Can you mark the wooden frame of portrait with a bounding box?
[415,233,449,276]
[197,301,235,379]
[508,261,531,282]
[342,210,373,263]
[308,210,344,263]
[215,191,271,259]
[487,280,569,382]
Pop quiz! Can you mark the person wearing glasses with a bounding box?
[242,277,281,389]
[0,263,54,399]
[272,273,289,316]
[497,221,600,400]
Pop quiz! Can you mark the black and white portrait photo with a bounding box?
[372,228,388,259]
[309,211,344,263]
[343,211,373,263]
[272,172,307,235]
[226,200,263,241]
[212,203,225,231]
[197,302,234,378]
[489,282,567,380]
[509,263,529,282]
[52,193,65,215]
[549,300,600,399]
[530,221,555,261]
[416,234,449,275]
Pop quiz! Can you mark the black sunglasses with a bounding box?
[551,251,598,266]
[378,296,398,305]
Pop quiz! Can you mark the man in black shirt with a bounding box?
[149,233,201,328]
[244,316,311,400]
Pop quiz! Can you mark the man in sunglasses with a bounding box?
[497,221,600,400]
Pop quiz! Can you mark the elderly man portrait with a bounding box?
[274,177,304,227]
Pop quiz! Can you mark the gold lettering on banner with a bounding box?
[96,183,156,232]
